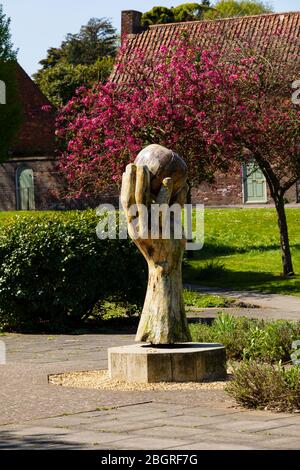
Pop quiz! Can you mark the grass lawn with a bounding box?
[184,208,300,296]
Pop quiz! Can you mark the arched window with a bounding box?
[16,166,35,210]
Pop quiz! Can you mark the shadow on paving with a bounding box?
[2,318,140,336]
[0,430,86,450]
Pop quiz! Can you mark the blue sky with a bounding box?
[1,0,299,76]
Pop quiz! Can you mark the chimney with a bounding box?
[121,10,143,38]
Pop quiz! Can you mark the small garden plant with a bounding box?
[226,361,300,412]
[191,313,300,411]
[190,313,300,362]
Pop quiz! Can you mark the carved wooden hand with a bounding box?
[121,163,191,345]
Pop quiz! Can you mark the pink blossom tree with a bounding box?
[56,38,252,196]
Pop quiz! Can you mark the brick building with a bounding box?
[117,10,300,206]
[0,63,67,211]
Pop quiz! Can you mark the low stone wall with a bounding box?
[0,159,298,211]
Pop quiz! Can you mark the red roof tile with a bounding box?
[112,11,300,83]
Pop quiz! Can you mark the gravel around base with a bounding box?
[49,370,231,391]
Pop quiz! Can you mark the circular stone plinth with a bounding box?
[108,343,227,383]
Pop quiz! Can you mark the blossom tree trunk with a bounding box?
[274,194,294,276]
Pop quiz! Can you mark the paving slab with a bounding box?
[200,419,299,433]
[106,435,192,450]
[132,425,204,440]
[255,424,300,437]
[255,436,300,450]
[169,441,257,450]
[170,430,293,450]
[187,307,300,322]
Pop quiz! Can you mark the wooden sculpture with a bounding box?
[121,144,191,344]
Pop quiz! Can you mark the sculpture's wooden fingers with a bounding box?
[120,164,136,221]
[172,182,188,207]
[156,177,173,205]
[135,165,150,238]
[135,165,150,206]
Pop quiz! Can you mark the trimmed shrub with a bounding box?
[0,211,147,330]
[226,361,300,412]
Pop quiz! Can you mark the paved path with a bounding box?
[187,307,300,322]
[0,333,299,450]
[185,284,300,320]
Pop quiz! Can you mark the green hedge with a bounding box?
[0,211,147,330]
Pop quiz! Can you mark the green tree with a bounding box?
[0,4,18,60]
[142,2,211,26]
[39,47,64,70]
[204,0,273,19]
[33,57,114,106]
[62,17,117,65]
[34,17,117,107]
[173,2,211,22]
[142,7,175,26]
[39,17,118,70]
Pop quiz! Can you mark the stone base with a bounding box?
[108,343,227,383]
